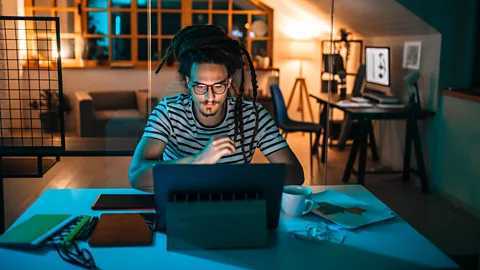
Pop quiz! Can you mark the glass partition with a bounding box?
[143,0,334,187]
[4,0,337,190]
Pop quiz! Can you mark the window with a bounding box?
[24,0,273,69]
[191,0,273,65]
[24,0,81,67]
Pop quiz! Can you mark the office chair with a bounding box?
[270,84,323,180]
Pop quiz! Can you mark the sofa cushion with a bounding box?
[95,109,144,121]
[90,91,137,110]
[94,109,145,137]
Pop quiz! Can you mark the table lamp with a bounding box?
[286,40,315,122]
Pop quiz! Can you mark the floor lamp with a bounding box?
[286,40,315,123]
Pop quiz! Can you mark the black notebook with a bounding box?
[91,194,155,210]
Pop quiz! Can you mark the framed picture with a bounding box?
[402,41,422,70]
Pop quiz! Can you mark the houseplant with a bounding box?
[335,28,352,71]
[30,90,70,133]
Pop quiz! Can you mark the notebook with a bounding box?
[88,213,153,247]
[311,190,396,230]
[0,214,75,249]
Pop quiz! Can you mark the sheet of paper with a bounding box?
[337,101,373,108]
[350,97,370,103]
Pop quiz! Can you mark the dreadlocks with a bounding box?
[155,25,259,162]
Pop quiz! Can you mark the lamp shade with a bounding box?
[288,40,315,61]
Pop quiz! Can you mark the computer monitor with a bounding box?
[365,46,391,87]
[152,163,287,232]
[352,64,366,97]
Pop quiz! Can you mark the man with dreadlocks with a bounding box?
[129,25,304,189]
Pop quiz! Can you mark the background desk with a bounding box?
[310,93,435,193]
[0,186,457,270]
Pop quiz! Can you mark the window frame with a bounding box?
[24,0,274,69]
[24,0,83,68]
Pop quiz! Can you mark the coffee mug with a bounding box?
[281,185,315,217]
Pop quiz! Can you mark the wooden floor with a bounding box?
[3,133,480,269]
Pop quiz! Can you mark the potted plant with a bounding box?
[30,90,71,133]
[335,28,352,71]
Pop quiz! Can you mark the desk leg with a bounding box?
[37,156,43,177]
[312,130,321,156]
[319,104,328,163]
[403,118,413,181]
[321,125,328,163]
[357,120,368,185]
[411,119,430,193]
[313,103,326,156]
[342,121,363,183]
[368,121,380,162]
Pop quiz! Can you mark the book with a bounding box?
[0,214,75,249]
[311,190,396,230]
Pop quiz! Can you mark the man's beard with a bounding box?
[200,101,221,117]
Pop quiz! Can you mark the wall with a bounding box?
[364,34,441,171]
[260,0,366,122]
[397,0,480,215]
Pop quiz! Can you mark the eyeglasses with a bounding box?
[191,83,229,95]
[55,242,98,269]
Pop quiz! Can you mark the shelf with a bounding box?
[441,89,480,103]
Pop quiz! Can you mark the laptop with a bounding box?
[151,163,287,232]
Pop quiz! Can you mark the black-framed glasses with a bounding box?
[191,83,229,95]
[55,242,99,269]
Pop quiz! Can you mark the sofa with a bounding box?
[73,89,159,137]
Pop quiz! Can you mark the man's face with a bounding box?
[187,63,231,117]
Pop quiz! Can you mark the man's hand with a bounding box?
[196,136,235,164]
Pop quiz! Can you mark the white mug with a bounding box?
[281,185,315,217]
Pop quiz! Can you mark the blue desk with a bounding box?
[0,185,458,270]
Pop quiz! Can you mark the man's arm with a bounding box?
[128,137,198,191]
[129,136,236,191]
[265,147,305,186]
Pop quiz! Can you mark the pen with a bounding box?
[88,217,99,235]
[84,217,99,240]
[75,217,92,240]
[65,216,91,246]
[77,216,97,240]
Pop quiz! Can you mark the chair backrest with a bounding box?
[352,64,366,97]
[269,84,290,126]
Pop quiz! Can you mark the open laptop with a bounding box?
[151,163,287,232]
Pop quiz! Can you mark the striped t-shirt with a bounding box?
[143,93,288,163]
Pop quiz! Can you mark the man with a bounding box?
[129,25,304,190]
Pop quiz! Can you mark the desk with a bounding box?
[0,186,458,270]
[310,93,435,193]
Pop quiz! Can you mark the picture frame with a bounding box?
[402,41,422,70]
